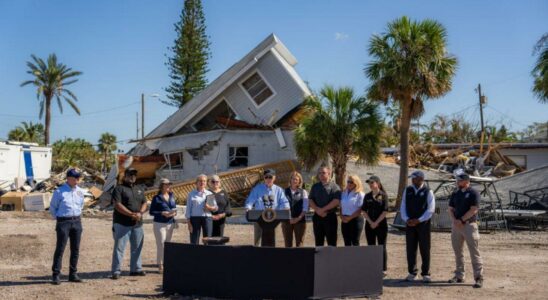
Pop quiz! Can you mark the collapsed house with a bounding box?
[130,34,311,183]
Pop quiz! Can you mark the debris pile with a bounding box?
[392,143,524,178]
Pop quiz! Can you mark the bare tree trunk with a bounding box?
[44,97,51,146]
[396,100,412,209]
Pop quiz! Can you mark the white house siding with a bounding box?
[221,51,308,125]
[499,148,548,170]
[158,130,296,181]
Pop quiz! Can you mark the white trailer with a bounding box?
[0,141,52,189]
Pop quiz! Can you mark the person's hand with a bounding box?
[316,208,326,218]
[188,222,193,233]
[453,219,464,229]
[289,218,297,225]
[212,214,220,221]
[161,211,170,217]
[406,219,417,227]
[370,221,378,229]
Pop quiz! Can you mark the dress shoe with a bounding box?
[129,271,146,276]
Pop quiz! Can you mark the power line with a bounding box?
[0,101,139,118]
[484,105,529,127]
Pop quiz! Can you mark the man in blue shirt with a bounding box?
[245,169,289,247]
[49,168,85,285]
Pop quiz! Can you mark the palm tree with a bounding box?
[532,33,547,103]
[365,16,458,206]
[294,85,383,187]
[7,121,45,144]
[98,132,118,173]
[21,54,82,145]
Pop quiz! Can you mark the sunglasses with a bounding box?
[347,180,354,184]
[210,180,220,183]
[264,176,274,179]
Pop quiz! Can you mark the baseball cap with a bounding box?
[159,178,171,185]
[366,175,381,184]
[66,168,81,178]
[125,167,138,175]
[409,170,425,179]
[264,169,276,176]
[456,173,471,181]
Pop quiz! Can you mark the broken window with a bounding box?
[228,146,248,167]
[241,72,274,106]
[193,100,238,131]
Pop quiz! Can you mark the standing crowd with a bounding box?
[48,165,483,288]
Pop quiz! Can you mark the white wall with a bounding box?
[499,148,548,170]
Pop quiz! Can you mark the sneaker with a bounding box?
[158,264,163,272]
[68,274,83,283]
[448,276,464,283]
[405,273,417,281]
[129,271,146,276]
[111,273,120,280]
[422,275,432,283]
[473,277,483,288]
[383,271,387,278]
[52,274,61,285]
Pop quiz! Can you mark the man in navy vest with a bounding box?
[400,170,435,283]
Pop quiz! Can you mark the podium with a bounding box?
[163,243,383,299]
[246,209,290,247]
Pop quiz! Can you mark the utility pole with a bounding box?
[136,112,139,139]
[141,93,145,139]
[477,84,487,154]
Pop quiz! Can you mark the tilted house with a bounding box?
[131,34,311,182]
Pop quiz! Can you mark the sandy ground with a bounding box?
[0,211,547,299]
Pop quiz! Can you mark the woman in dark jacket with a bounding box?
[149,178,177,271]
[361,175,389,275]
[281,171,308,247]
[209,174,232,237]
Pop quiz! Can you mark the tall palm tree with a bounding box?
[365,16,458,206]
[98,132,118,173]
[21,54,82,145]
[294,85,383,187]
[532,33,547,103]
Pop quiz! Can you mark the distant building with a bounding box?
[130,34,310,182]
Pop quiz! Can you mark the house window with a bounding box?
[241,72,274,106]
[228,146,248,167]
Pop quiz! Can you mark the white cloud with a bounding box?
[334,32,349,41]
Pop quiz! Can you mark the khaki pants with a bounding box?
[281,221,306,247]
[451,222,483,280]
[253,223,262,246]
[153,222,174,265]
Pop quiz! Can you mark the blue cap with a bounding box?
[409,170,425,179]
[456,173,470,181]
[66,168,81,178]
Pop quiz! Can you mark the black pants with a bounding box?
[212,218,226,237]
[189,217,212,245]
[52,219,83,276]
[257,219,280,247]
[312,212,338,246]
[341,216,364,246]
[365,221,388,271]
[405,220,431,276]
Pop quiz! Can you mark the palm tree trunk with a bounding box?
[44,97,52,145]
[332,155,347,189]
[396,100,412,209]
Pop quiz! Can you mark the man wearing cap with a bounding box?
[49,168,85,285]
[245,169,290,247]
[400,170,435,283]
[448,173,484,288]
[111,167,147,279]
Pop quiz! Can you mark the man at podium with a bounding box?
[245,169,290,247]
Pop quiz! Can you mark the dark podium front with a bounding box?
[163,243,383,299]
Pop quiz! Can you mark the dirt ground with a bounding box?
[0,211,547,299]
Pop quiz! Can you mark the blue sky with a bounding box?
[1,0,547,151]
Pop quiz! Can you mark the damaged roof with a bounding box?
[145,33,307,140]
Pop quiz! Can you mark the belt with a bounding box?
[57,216,81,221]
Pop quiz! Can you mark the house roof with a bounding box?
[145,34,299,140]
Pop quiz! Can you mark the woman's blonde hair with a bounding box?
[346,174,364,193]
[288,171,303,188]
